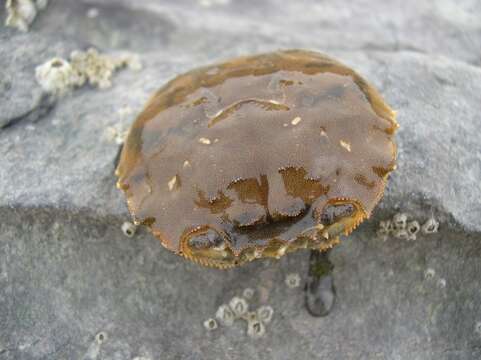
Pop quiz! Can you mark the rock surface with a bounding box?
[0,0,480,359]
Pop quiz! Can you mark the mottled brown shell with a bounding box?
[116,49,398,268]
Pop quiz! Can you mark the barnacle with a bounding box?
[257,305,274,324]
[203,318,218,331]
[437,278,446,288]
[406,220,420,240]
[121,221,137,237]
[5,0,47,32]
[35,57,83,95]
[422,217,439,234]
[424,268,436,280]
[229,297,249,318]
[246,312,266,339]
[243,288,254,300]
[215,304,235,326]
[35,48,141,95]
[377,219,393,241]
[116,49,398,268]
[95,332,108,344]
[393,212,408,230]
[285,273,301,288]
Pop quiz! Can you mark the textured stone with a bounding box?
[0,0,480,359]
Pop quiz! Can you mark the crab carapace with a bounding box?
[116,49,398,270]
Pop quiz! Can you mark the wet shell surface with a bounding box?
[116,49,398,268]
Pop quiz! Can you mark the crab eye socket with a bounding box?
[185,228,236,266]
[188,229,224,249]
[320,203,355,226]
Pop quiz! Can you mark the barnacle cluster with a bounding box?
[377,212,439,241]
[204,289,274,338]
[5,0,48,32]
[35,48,141,95]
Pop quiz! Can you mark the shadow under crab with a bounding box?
[115,49,398,315]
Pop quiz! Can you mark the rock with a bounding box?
[0,0,480,359]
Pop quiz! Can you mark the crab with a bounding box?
[116,49,398,316]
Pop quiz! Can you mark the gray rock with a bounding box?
[0,0,480,359]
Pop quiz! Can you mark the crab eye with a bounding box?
[320,203,355,226]
[188,228,224,249]
[185,228,236,266]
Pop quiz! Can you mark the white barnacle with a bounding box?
[5,0,38,32]
[382,219,394,232]
[339,140,351,152]
[257,305,274,324]
[285,273,301,288]
[215,304,235,326]
[246,317,266,339]
[377,219,395,241]
[243,288,254,300]
[424,268,435,280]
[421,217,439,234]
[203,318,218,331]
[121,221,137,237]
[199,137,211,145]
[406,220,420,240]
[229,296,249,318]
[35,57,81,95]
[95,331,108,344]
[183,160,191,168]
[393,213,408,230]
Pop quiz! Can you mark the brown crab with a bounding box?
[116,50,398,275]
